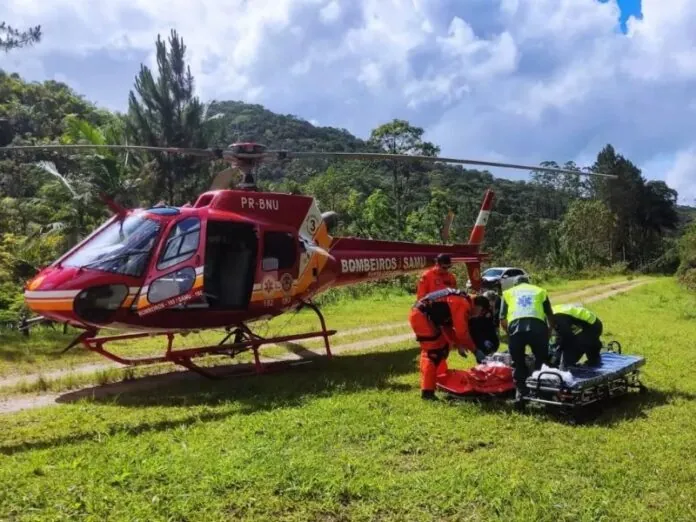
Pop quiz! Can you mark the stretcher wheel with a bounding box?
[606,340,622,354]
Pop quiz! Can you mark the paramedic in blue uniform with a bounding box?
[551,303,603,369]
[500,281,555,406]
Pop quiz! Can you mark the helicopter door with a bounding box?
[259,230,300,305]
[202,220,258,310]
[135,216,206,316]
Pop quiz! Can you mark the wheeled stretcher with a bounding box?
[436,341,647,411]
[524,341,647,409]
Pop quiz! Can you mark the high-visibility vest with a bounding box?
[553,303,597,324]
[502,283,548,322]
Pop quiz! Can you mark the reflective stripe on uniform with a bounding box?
[418,287,467,305]
[553,303,597,324]
[502,283,547,322]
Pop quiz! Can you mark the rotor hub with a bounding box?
[225,142,268,190]
[229,142,267,159]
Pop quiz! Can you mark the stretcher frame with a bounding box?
[523,341,648,412]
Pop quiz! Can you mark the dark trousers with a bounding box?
[560,319,603,367]
[469,317,500,355]
[508,320,549,393]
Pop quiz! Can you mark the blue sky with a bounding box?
[1,0,695,204]
[612,0,642,31]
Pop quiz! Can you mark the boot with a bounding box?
[421,389,438,401]
[513,389,526,411]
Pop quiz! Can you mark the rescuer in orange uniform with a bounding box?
[409,287,488,400]
[416,254,457,299]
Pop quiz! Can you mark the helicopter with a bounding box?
[1,141,616,378]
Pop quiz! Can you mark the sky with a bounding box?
[1,0,695,205]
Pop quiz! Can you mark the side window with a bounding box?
[157,217,201,271]
[148,267,196,304]
[507,269,521,277]
[262,231,297,271]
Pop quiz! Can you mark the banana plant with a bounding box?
[60,114,143,206]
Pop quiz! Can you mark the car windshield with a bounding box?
[482,269,504,277]
[61,215,161,277]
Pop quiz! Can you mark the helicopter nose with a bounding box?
[23,269,132,325]
[24,272,81,315]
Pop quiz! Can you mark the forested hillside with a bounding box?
[1,29,694,321]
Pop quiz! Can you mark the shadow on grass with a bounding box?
[444,386,696,427]
[5,349,695,456]
[579,387,696,427]
[0,348,420,456]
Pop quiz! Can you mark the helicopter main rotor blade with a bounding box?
[267,151,616,179]
[0,144,218,158]
[0,143,617,179]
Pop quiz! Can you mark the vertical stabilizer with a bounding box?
[468,189,494,248]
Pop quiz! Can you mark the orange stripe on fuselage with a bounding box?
[25,299,74,312]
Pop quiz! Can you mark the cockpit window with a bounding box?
[157,217,201,271]
[61,215,161,278]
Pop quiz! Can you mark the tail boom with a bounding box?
[326,237,486,288]
[320,188,494,292]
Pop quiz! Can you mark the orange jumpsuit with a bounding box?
[416,265,457,300]
[408,288,477,393]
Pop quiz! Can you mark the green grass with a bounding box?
[0,277,694,520]
[0,274,633,378]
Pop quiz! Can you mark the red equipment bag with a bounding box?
[436,363,516,396]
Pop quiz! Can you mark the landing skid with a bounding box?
[72,301,337,379]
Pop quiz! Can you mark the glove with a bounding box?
[474,349,486,364]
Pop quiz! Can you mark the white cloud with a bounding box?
[1,0,696,203]
[319,1,341,23]
[665,148,696,206]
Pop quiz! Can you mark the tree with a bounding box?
[61,115,142,207]
[0,22,41,52]
[404,188,453,243]
[126,29,208,205]
[531,160,584,198]
[677,221,696,290]
[587,144,680,268]
[557,199,615,270]
[369,119,440,238]
[633,180,680,268]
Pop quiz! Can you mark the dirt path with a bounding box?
[0,277,642,391]
[0,278,651,414]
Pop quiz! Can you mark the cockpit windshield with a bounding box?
[60,215,161,277]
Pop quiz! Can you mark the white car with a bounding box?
[466,266,531,293]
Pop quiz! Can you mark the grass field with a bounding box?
[1,277,695,520]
